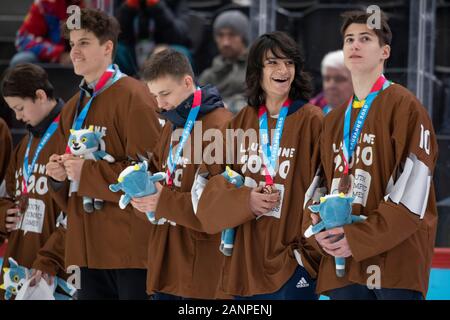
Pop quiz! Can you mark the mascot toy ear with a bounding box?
[109,183,121,192]
[8,257,19,268]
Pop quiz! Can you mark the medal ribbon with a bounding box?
[342,75,391,174]
[258,99,291,186]
[22,114,61,194]
[66,65,123,153]
[165,88,202,186]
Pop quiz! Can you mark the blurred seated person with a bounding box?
[310,50,353,114]
[116,0,192,76]
[11,0,83,67]
[198,10,248,114]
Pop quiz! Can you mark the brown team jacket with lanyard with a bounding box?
[306,82,438,298]
[0,100,68,299]
[49,66,161,269]
[145,85,233,298]
[195,101,324,296]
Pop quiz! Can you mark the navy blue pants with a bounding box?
[151,292,188,300]
[234,266,318,300]
[77,268,148,300]
[328,283,423,300]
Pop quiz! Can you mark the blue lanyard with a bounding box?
[166,88,202,186]
[72,65,122,130]
[342,76,391,173]
[323,105,332,115]
[258,99,291,185]
[22,114,60,193]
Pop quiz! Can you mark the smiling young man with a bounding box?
[45,8,161,299]
[195,31,323,299]
[0,64,68,299]
[307,10,438,300]
[133,49,233,299]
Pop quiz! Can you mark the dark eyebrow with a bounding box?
[265,56,290,61]
[345,31,375,39]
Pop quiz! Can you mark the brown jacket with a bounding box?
[311,84,438,297]
[0,118,12,245]
[0,118,12,186]
[0,104,67,299]
[146,101,233,299]
[49,76,161,269]
[196,102,323,296]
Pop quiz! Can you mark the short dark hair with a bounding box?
[141,49,194,82]
[246,31,312,107]
[63,8,120,59]
[1,63,54,100]
[340,10,392,46]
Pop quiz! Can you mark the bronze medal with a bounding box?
[338,173,351,194]
[263,184,276,194]
[17,193,29,214]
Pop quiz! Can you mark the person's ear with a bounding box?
[184,75,194,88]
[104,40,114,58]
[34,89,47,103]
[381,44,391,61]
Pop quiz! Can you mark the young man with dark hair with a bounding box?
[308,10,438,300]
[0,63,67,299]
[195,31,323,300]
[45,8,161,300]
[133,49,233,299]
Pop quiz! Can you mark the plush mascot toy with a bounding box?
[68,126,115,212]
[109,161,167,224]
[304,193,366,277]
[0,257,76,300]
[219,166,244,256]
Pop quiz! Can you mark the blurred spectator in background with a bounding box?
[310,50,353,114]
[198,10,248,114]
[116,0,192,76]
[11,0,84,67]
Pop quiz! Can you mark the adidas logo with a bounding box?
[296,277,310,288]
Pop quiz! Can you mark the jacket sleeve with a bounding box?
[32,213,67,276]
[0,145,19,237]
[193,119,256,234]
[46,108,72,211]
[302,112,331,258]
[296,108,325,278]
[155,112,235,232]
[155,185,206,232]
[48,179,70,213]
[0,120,12,184]
[77,86,161,202]
[344,98,438,262]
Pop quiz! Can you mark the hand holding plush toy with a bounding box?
[304,193,366,277]
[109,161,167,224]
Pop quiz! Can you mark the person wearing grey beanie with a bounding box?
[199,10,249,114]
[213,10,250,46]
